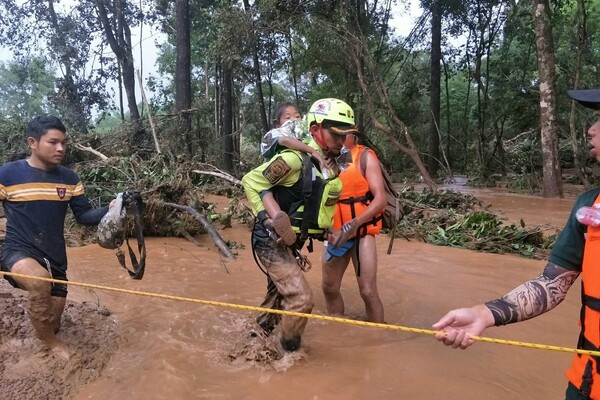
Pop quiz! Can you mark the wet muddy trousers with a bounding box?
[254,244,314,352]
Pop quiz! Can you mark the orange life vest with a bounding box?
[566,194,600,397]
[333,144,382,236]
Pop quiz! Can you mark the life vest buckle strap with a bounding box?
[583,294,600,312]
[581,359,594,396]
[580,336,600,352]
[338,195,370,204]
[579,336,600,375]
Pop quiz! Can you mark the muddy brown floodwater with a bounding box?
[0,186,584,399]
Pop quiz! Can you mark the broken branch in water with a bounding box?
[163,202,235,259]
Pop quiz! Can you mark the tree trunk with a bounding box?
[94,0,142,146]
[428,0,441,178]
[243,0,269,133]
[175,0,192,156]
[222,64,234,172]
[348,30,435,188]
[533,0,562,197]
[286,31,299,105]
[569,0,591,189]
[472,7,486,176]
[46,0,88,134]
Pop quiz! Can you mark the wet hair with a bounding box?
[25,115,66,141]
[271,102,301,129]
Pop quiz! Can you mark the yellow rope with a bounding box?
[2,270,598,357]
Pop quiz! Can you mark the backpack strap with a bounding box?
[358,146,400,255]
[357,147,383,230]
[299,152,314,240]
[359,146,369,177]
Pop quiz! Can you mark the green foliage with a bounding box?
[1,0,600,189]
[0,116,28,161]
[396,187,552,259]
[400,186,482,212]
[0,57,57,120]
[505,173,542,194]
[505,134,542,174]
[94,112,124,133]
[425,210,543,258]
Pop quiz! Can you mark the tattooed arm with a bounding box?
[485,262,579,326]
[432,262,579,349]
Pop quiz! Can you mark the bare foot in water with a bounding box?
[47,341,74,361]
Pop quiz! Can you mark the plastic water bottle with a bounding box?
[336,146,352,172]
[576,206,600,227]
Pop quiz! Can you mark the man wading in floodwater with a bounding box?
[242,98,356,352]
[0,116,115,360]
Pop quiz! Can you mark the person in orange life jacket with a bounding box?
[0,115,116,361]
[242,98,353,352]
[432,89,600,399]
[322,133,387,323]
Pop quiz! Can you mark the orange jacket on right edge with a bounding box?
[333,144,382,236]
[567,193,600,397]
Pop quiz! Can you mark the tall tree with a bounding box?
[44,0,89,133]
[175,0,192,155]
[222,63,234,172]
[0,0,110,133]
[94,0,143,146]
[568,0,591,189]
[533,0,562,197]
[243,0,269,133]
[428,0,442,177]
[348,33,434,187]
[0,57,56,119]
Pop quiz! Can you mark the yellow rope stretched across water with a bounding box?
[1,270,597,357]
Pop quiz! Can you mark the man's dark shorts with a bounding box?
[0,250,68,298]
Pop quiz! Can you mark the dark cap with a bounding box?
[568,89,600,110]
[324,121,359,136]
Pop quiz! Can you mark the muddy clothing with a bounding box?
[0,160,108,296]
[548,188,600,399]
[251,224,313,350]
[243,139,339,350]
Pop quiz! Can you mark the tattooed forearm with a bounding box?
[484,262,579,326]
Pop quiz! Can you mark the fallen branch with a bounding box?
[163,202,235,259]
[192,170,242,186]
[73,143,109,161]
[137,69,161,154]
[179,229,205,247]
